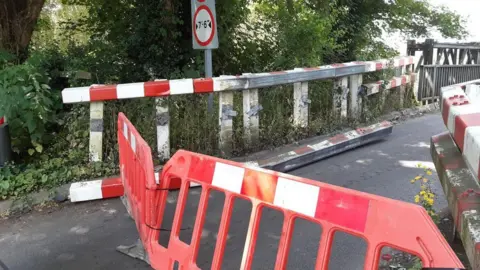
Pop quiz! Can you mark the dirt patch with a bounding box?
[381,103,439,125]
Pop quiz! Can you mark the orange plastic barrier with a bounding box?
[117,113,464,270]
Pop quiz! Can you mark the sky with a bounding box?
[388,0,480,54]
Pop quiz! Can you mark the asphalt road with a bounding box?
[0,114,449,270]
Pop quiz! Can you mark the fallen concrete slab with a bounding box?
[247,121,393,172]
[431,131,480,269]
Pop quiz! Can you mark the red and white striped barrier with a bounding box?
[364,74,416,96]
[62,56,415,103]
[69,173,201,203]
[440,82,480,180]
[69,177,124,202]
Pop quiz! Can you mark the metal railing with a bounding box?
[417,64,480,102]
[62,57,416,161]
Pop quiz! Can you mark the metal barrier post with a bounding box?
[89,102,104,162]
[0,121,12,167]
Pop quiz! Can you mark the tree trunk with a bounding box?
[0,0,46,62]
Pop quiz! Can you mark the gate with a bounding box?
[418,64,480,102]
[118,112,464,269]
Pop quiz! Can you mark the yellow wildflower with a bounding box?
[410,179,415,183]
[415,176,422,180]
[414,195,420,203]
[426,198,434,206]
[420,191,426,195]
[423,178,428,183]
[426,170,432,176]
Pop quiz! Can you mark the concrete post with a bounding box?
[348,74,362,117]
[398,66,406,107]
[243,89,260,147]
[89,102,104,162]
[219,91,235,157]
[333,77,348,118]
[293,82,309,127]
[155,97,170,161]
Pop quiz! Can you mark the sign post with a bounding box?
[191,0,218,112]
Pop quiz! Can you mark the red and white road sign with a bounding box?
[193,6,215,46]
[191,0,218,49]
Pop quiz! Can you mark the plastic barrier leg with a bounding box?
[116,239,150,263]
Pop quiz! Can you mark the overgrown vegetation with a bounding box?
[0,0,468,199]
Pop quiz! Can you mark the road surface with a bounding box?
[0,114,448,270]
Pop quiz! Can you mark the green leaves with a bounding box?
[0,151,119,199]
[0,51,59,157]
[0,180,10,191]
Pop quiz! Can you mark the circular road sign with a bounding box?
[193,5,215,47]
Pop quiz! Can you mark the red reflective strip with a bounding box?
[454,113,480,152]
[442,99,452,125]
[0,117,4,125]
[187,155,216,184]
[329,134,348,144]
[241,169,277,203]
[356,127,373,135]
[390,79,397,88]
[445,159,462,170]
[442,96,469,126]
[294,146,313,155]
[375,62,384,70]
[101,177,124,198]
[144,81,170,97]
[90,85,117,101]
[315,188,369,232]
[270,71,287,75]
[401,76,407,85]
[380,121,392,127]
[193,78,214,93]
[399,59,405,66]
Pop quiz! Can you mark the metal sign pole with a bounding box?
[205,49,213,112]
[192,0,218,112]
